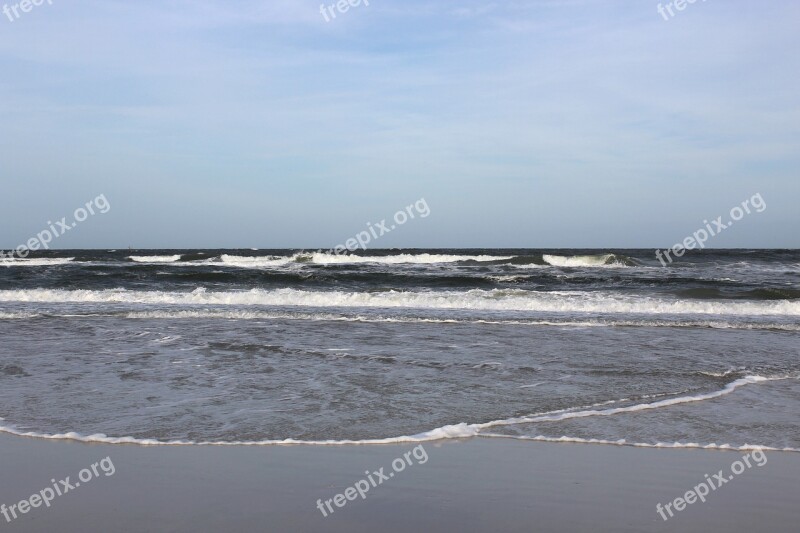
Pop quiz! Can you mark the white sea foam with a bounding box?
[542,254,628,268]
[508,264,550,269]
[300,253,512,265]
[58,311,800,330]
[129,255,182,263]
[0,258,74,267]
[471,375,787,430]
[0,311,40,319]
[1,288,798,316]
[699,368,747,378]
[488,275,531,282]
[477,434,800,452]
[0,423,481,447]
[219,255,296,268]
[218,253,512,267]
[3,423,795,452]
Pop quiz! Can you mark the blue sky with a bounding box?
[1,0,798,248]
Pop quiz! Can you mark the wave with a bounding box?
[303,253,514,265]
[1,375,794,450]
[219,252,514,267]
[0,251,679,270]
[542,254,637,267]
[219,254,296,268]
[6,309,798,330]
[0,312,40,319]
[128,255,182,263]
[488,275,531,282]
[178,252,212,262]
[2,288,799,316]
[0,258,74,266]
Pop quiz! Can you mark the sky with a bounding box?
[1,0,798,249]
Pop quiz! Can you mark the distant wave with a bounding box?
[219,254,296,268]
[0,258,74,267]
[0,252,656,269]
[542,254,637,267]
[1,375,795,451]
[162,252,633,268]
[301,252,513,265]
[1,288,798,316]
[219,252,513,267]
[128,255,182,263]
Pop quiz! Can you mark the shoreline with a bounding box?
[2,425,799,453]
[1,434,798,532]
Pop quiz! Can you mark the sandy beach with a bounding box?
[1,434,797,532]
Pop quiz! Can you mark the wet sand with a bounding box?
[0,434,798,532]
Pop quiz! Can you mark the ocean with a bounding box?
[0,249,798,451]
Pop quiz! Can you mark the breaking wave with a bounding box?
[1,288,798,316]
[542,254,638,267]
[128,255,182,263]
[0,258,75,266]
